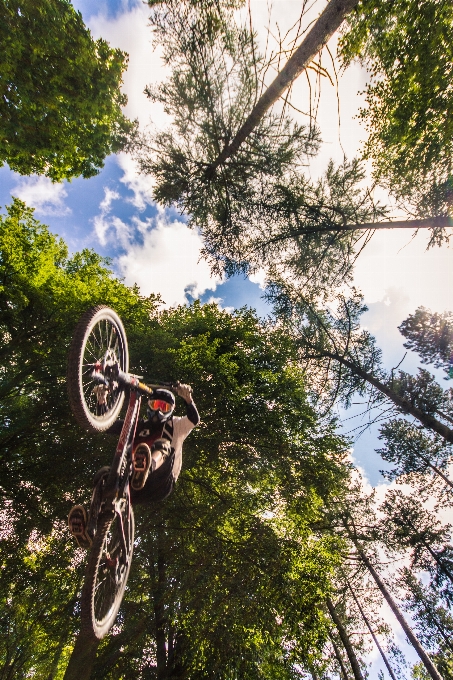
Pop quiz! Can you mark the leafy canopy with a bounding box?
[339,0,453,214]
[0,198,351,678]
[0,0,135,180]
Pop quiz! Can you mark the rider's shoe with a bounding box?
[68,505,92,549]
[132,443,151,491]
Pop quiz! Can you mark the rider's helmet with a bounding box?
[147,388,175,424]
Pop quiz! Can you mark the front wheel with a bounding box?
[80,498,135,639]
[67,306,129,432]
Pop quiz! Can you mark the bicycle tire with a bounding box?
[80,501,135,639]
[67,306,129,432]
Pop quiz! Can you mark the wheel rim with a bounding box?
[93,511,132,628]
[80,315,127,426]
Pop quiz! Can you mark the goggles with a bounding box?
[148,398,173,414]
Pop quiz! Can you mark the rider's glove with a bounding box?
[175,383,193,403]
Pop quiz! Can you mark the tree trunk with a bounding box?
[62,632,99,680]
[269,216,453,239]
[207,0,360,174]
[320,351,453,444]
[353,546,443,680]
[328,628,351,680]
[347,581,398,680]
[91,614,149,673]
[46,628,71,680]
[326,598,365,680]
[421,456,453,489]
[154,527,167,680]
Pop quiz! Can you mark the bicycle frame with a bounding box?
[89,371,172,559]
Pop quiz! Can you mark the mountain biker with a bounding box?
[68,383,199,548]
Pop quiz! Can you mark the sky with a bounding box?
[2,2,452,673]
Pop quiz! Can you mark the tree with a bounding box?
[267,285,453,442]
[0,0,135,180]
[139,0,452,300]
[377,420,453,491]
[0,198,355,678]
[379,490,453,587]
[331,490,444,680]
[205,0,360,174]
[339,0,453,218]
[400,571,453,676]
[326,598,366,680]
[399,307,453,380]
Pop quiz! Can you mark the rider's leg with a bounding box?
[130,451,175,505]
[151,439,171,471]
[68,467,110,549]
[132,439,171,491]
[68,505,92,549]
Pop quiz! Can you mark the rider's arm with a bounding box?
[185,399,200,426]
[176,383,199,426]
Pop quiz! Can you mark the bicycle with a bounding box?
[67,305,176,639]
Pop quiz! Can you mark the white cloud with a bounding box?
[354,229,453,313]
[118,217,222,306]
[11,176,70,216]
[249,268,267,290]
[117,153,155,210]
[93,186,132,248]
[93,213,133,250]
[99,187,120,212]
[86,4,171,130]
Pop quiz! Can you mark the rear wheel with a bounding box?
[67,306,129,432]
[81,498,134,639]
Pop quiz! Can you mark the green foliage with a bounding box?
[0,0,135,180]
[137,4,388,301]
[0,197,157,532]
[339,0,453,216]
[108,301,350,677]
[0,525,84,679]
[379,490,453,580]
[399,307,453,379]
[0,199,351,678]
[377,419,452,483]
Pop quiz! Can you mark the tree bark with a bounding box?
[328,628,351,680]
[268,216,453,240]
[421,456,453,489]
[207,0,360,174]
[347,582,398,680]
[154,527,167,680]
[319,350,453,444]
[62,632,100,680]
[326,598,365,680]
[353,546,443,680]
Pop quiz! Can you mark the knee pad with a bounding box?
[151,439,171,459]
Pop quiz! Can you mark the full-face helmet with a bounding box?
[147,388,175,424]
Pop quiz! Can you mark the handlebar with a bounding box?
[92,361,177,397]
[117,369,177,396]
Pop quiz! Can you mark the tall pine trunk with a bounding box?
[347,581,398,680]
[319,351,453,444]
[154,525,168,680]
[353,544,443,680]
[207,0,360,174]
[326,598,365,680]
[328,628,351,680]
